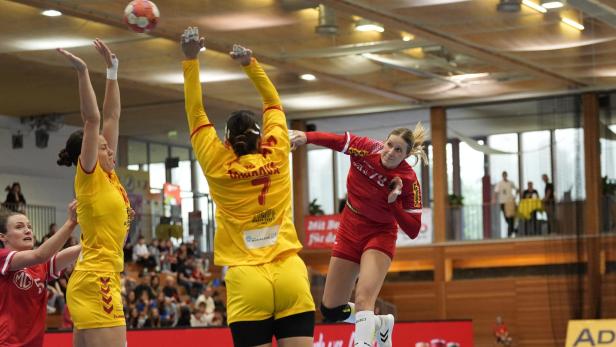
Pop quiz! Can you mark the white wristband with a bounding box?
[106,56,119,80]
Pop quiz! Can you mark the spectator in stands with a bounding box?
[522,181,540,236]
[494,316,513,346]
[127,308,139,329]
[162,275,179,300]
[176,306,192,327]
[177,257,202,298]
[46,223,57,238]
[133,236,156,270]
[542,174,555,234]
[4,182,26,213]
[148,239,162,271]
[494,171,518,237]
[150,274,161,293]
[149,307,162,328]
[190,307,209,327]
[196,285,216,316]
[134,272,155,301]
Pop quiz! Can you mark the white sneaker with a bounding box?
[376,314,395,347]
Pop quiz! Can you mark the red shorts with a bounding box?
[332,208,398,264]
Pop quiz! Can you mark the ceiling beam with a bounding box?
[10,0,423,104]
[319,0,587,88]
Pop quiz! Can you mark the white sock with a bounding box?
[354,310,376,347]
[343,302,356,323]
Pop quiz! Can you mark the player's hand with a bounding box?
[57,48,87,73]
[181,27,205,60]
[387,177,403,203]
[289,130,307,151]
[229,44,253,66]
[93,38,117,69]
[67,199,78,224]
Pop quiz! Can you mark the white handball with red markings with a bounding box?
[123,0,160,33]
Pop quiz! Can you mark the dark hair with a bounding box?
[225,110,261,156]
[5,182,21,193]
[0,210,23,248]
[57,130,83,167]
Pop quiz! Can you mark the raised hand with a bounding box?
[57,48,87,72]
[67,200,78,224]
[387,177,403,203]
[93,38,118,69]
[181,26,205,60]
[229,44,252,66]
[288,130,307,151]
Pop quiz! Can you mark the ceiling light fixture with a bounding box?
[522,0,547,13]
[540,0,565,9]
[401,32,414,41]
[561,17,584,30]
[300,73,316,81]
[41,9,62,17]
[200,47,206,52]
[355,19,384,33]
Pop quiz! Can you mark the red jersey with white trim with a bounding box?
[306,131,422,238]
[0,248,62,347]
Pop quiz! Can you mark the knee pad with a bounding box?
[320,303,352,323]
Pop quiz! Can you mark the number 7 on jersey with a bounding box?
[251,177,271,205]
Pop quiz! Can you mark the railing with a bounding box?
[1,203,56,241]
[445,198,616,241]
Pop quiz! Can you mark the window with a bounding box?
[460,141,485,240]
[308,149,334,214]
[555,128,585,201]
[521,131,551,195]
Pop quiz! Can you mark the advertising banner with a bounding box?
[45,320,473,347]
[566,319,616,347]
[305,208,433,249]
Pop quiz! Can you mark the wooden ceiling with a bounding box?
[1,0,615,143]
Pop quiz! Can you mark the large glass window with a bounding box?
[521,131,551,196]
[308,149,334,214]
[555,128,585,201]
[489,134,519,189]
[127,140,148,171]
[460,141,484,240]
[170,147,192,192]
[335,152,351,204]
[149,144,168,191]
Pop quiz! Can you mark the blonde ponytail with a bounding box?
[388,122,428,166]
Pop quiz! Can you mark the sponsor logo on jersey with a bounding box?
[227,162,280,179]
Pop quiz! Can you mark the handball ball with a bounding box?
[123,0,160,33]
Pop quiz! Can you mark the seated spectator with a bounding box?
[127,307,140,329]
[195,285,216,316]
[133,236,156,270]
[190,308,209,327]
[148,239,162,271]
[177,257,203,298]
[162,276,179,300]
[133,272,155,303]
[176,305,192,327]
[150,307,162,328]
[150,274,161,294]
[4,182,26,212]
[494,316,513,346]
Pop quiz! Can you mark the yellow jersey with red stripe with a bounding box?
[183,58,302,266]
[74,161,130,272]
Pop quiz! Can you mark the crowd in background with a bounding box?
[46,234,227,330]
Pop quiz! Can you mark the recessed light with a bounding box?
[200,47,206,52]
[522,0,547,13]
[42,10,62,17]
[354,20,384,33]
[561,17,584,30]
[300,74,316,81]
[540,0,564,9]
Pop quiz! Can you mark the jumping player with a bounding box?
[180,27,315,347]
[57,40,131,347]
[290,125,427,347]
[0,201,80,346]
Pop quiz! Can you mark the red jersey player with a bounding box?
[290,124,427,347]
[0,201,81,346]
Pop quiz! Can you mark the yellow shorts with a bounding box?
[225,253,315,324]
[67,271,125,330]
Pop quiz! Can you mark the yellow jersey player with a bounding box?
[180,27,315,347]
[57,40,129,347]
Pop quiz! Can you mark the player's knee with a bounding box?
[320,303,351,322]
